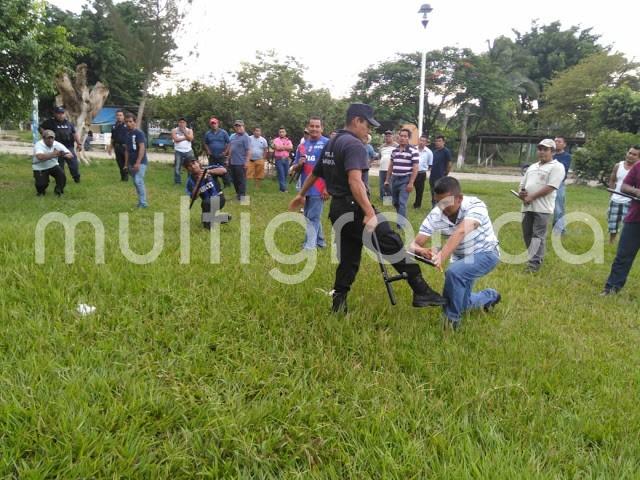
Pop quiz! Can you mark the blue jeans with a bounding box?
[275,158,289,191]
[443,249,500,324]
[391,174,410,227]
[174,150,194,184]
[58,148,80,181]
[605,222,640,291]
[379,170,388,202]
[553,182,566,233]
[131,163,147,207]
[303,196,326,249]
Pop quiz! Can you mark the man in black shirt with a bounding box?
[429,135,452,207]
[107,109,129,181]
[39,106,82,183]
[290,103,446,313]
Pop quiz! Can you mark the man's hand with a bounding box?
[432,250,444,270]
[131,163,140,173]
[406,183,414,193]
[320,190,330,201]
[63,152,73,160]
[289,194,305,211]
[363,210,378,233]
[76,143,82,152]
[412,245,433,259]
[107,145,113,155]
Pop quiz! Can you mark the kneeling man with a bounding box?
[410,177,501,329]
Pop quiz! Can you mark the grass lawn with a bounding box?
[1,154,639,478]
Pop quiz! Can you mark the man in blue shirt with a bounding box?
[203,117,231,187]
[124,112,148,208]
[552,136,572,235]
[429,135,452,207]
[228,120,251,200]
[297,116,330,249]
[184,158,230,229]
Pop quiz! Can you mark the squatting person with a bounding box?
[32,129,70,196]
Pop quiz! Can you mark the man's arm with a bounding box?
[385,156,394,185]
[435,219,479,268]
[74,129,82,151]
[171,128,181,143]
[203,134,212,156]
[244,138,251,166]
[524,185,555,204]
[348,169,377,232]
[184,128,194,142]
[608,164,619,190]
[289,173,317,211]
[410,232,433,259]
[407,163,418,192]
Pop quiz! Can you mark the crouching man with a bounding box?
[184,159,231,229]
[32,129,70,196]
[410,177,501,330]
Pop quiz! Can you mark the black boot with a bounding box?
[331,291,348,313]
[408,275,447,307]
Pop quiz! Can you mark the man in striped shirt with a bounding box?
[384,128,418,228]
[410,177,501,330]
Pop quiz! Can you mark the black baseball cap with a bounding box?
[54,106,65,113]
[346,103,380,127]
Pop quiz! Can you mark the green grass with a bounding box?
[1,154,639,478]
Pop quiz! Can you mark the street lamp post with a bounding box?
[417,4,432,137]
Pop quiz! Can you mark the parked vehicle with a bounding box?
[151,132,173,150]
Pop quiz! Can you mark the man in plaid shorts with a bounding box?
[607,146,639,243]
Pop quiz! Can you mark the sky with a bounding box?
[49,0,640,98]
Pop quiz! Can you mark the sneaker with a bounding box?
[524,265,540,273]
[331,291,348,313]
[600,287,619,296]
[483,293,501,312]
[73,177,80,183]
[412,287,447,307]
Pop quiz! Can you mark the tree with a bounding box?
[351,47,475,134]
[0,0,77,120]
[572,130,640,184]
[112,0,186,125]
[45,1,146,106]
[513,20,604,104]
[54,64,109,164]
[538,53,631,133]
[591,86,640,134]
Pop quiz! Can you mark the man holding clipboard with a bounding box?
[602,144,640,295]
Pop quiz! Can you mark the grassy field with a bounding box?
[1,154,639,478]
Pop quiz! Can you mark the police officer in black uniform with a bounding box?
[289,103,446,313]
[107,109,129,181]
[39,106,82,183]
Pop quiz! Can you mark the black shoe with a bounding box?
[331,291,348,313]
[202,222,211,230]
[54,190,63,197]
[73,177,80,183]
[483,293,501,312]
[37,191,45,196]
[220,214,232,224]
[412,287,447,307]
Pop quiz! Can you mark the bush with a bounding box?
[572,129,640,185]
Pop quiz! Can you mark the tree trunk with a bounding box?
[55,64,109,164]
[456,104,469,169]
[136,76,152,128]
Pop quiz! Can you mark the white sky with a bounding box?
[49,0,640,98]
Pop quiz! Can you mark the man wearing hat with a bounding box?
[32,130,71,196]
[203,117,231,187]
[289,103,446,313]
[517,138,566,272]
[39,106,82,183]
[227,120,251,200]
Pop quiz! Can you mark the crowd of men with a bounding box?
[30,104,640,329]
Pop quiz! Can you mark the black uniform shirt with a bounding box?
[111,121,129,145]
[40,118,76,149]
[312,129,369,198]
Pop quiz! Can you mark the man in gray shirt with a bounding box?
[228,120,251,200]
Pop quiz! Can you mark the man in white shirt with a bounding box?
[377,130,397,202]
[248,127,269,190]
[517,138,565,272]
[172,117,195,185]
[32,129,71,196]
[410,176,500,330]
[414,134,433,209]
